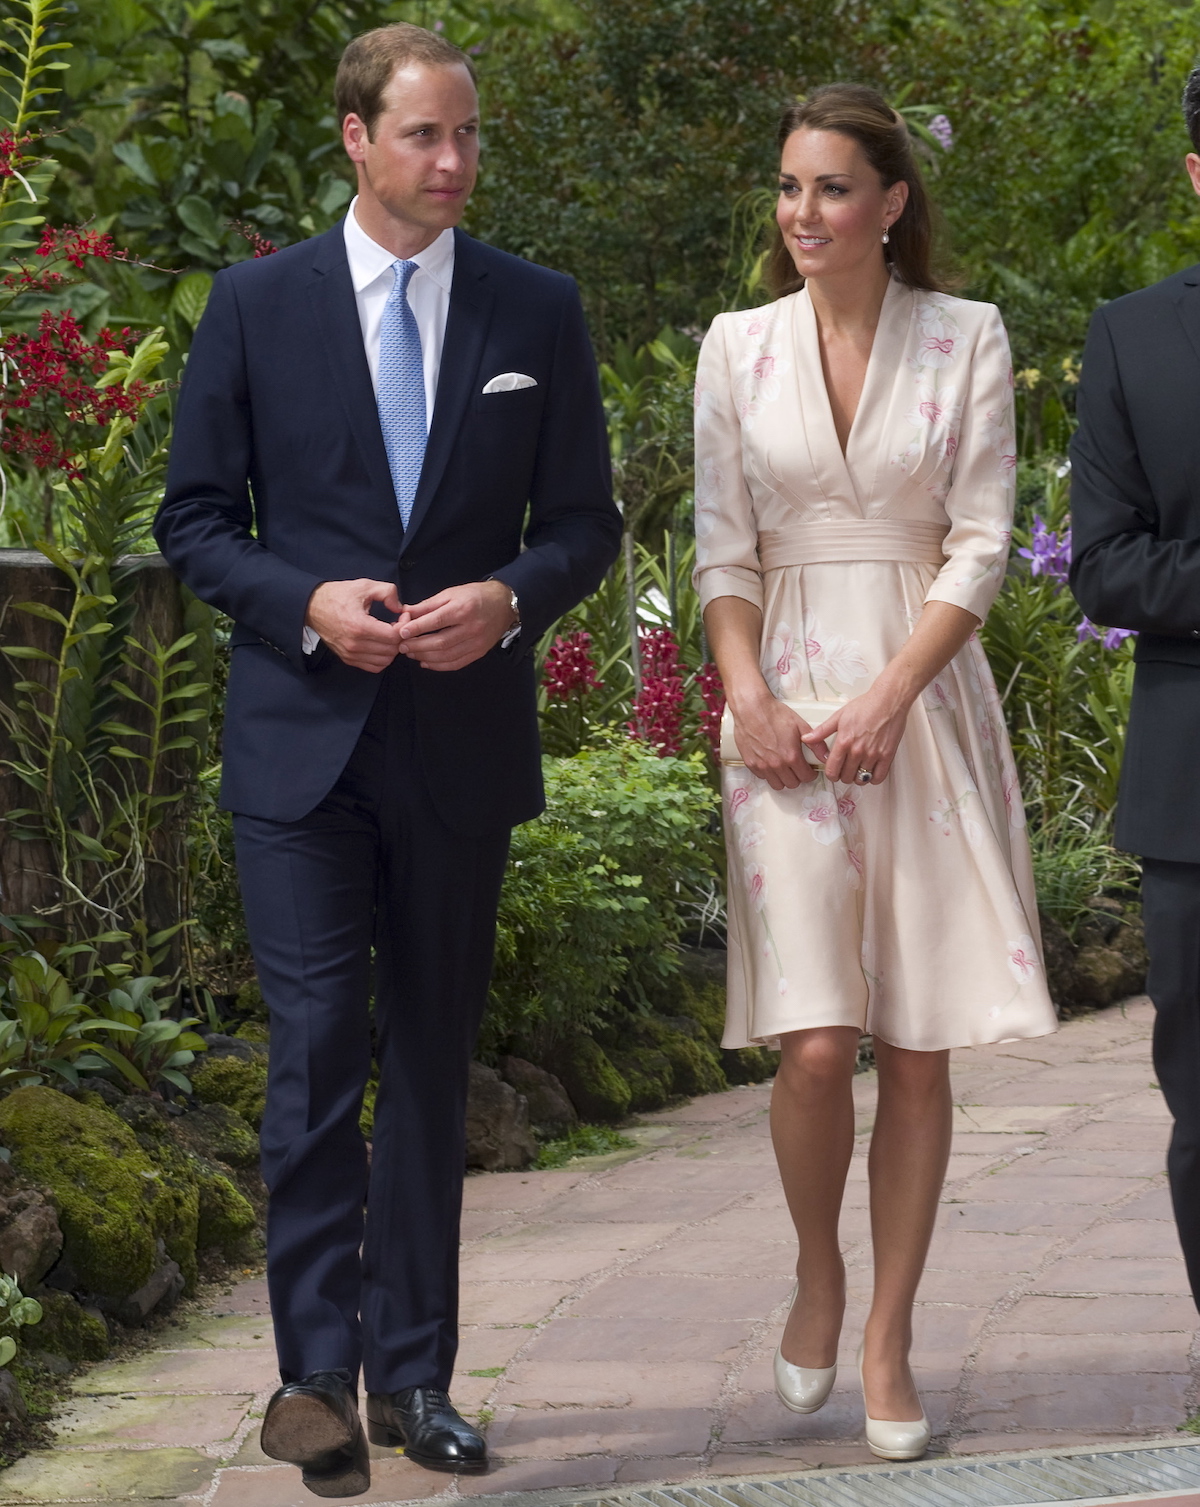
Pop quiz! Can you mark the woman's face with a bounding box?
[776,127,908,284]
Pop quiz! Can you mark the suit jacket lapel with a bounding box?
[1173,268,1200,370]
[400,229,494,555]
[307,223,396,504]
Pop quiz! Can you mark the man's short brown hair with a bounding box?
[335,23,475,138]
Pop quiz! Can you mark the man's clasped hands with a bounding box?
[306,576,516,674]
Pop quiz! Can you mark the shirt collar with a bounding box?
[343,198,455,294]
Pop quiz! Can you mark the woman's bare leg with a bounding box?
[860,1038,952,1420]
[771,1025,861,1367]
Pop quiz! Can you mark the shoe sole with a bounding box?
[366,1419,488,1473]
[776,1391,829,1415]
[301,1462,372,1499]
[262,1394,356,1466]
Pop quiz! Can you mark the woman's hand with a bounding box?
[735,695,830,790]
[805,681,911,787]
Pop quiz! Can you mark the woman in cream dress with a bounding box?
[697,85,1056,1461]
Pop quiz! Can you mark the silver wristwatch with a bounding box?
[499,585,521,650]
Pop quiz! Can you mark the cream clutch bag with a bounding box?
[719,697,846,768]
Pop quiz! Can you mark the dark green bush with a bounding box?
[485,745,719,1055]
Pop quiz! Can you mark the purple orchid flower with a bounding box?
[1077,618,1137,650]
[1018,514,1072,586]
[928,114,953,152]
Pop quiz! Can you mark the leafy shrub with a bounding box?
[485,744,720,1054]
[0,952,120,1091]
[87,976,207,1095]
[1030,808,1141,938]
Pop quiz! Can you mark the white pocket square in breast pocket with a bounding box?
[481,372,538,394]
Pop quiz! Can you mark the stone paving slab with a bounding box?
[7,995,1200,1506]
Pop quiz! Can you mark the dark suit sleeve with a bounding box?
[154,271,323,670]
[490,280,620,641]
[1069,307,1200,634]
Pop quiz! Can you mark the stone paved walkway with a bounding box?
[3,996,1198,1506]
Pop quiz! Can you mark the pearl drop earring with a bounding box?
[882,229,890,244]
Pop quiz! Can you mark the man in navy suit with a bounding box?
[155,22,619,1496]
[1070,70,1200,1319]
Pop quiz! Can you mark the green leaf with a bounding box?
[111,140,158,187]
[176,194,223,249]
[169,272,212,331]
[0,1336,15,1367]
[1,646,56,662]
[13,601,68,627]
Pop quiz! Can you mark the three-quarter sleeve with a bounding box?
[693,314,764,614]
[924,305,1016,622]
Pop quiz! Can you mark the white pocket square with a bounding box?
[482,372,538,393]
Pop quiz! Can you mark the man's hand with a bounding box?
[305,579,403,672]
[398,580,516,671]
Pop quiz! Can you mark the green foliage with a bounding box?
[469,0,844,353]
[0,1275,42,1369]
[534,1123,633,1169]
[486,744,719,1053]
[1029,808,1141,937]
[0,950,122,1090]
[86,975,207,1095]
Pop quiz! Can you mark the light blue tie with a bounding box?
[377,259,427,529]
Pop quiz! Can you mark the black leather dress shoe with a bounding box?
[366,1386,488,1473]
[260,1370,370,1498]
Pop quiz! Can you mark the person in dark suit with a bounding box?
[155,22,619,1497]
[1069,67,1200,1318]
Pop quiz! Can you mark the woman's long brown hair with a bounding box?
[767,83,952,298]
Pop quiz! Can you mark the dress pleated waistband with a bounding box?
[757,519,950,570]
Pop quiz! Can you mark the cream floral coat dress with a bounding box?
[695,276,1057,1052]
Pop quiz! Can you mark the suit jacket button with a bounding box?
[399,559,415,572]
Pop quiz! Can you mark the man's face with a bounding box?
[343,61,480,237]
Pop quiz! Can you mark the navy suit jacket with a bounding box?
[155,222,620,833]
[1070,265,1200,859]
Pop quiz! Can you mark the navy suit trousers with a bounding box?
[1142,857,1200,1313]
[233,659,510,1391]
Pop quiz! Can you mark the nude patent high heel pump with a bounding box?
[773,1285,836,1415]
[856,1345,930,1460]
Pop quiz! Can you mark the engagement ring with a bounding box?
[856,767,873,785]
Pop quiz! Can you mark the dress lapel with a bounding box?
[399,229,494,555]
[1172,268,1200,371]
[791,287,860,513]
[307,223,395,503]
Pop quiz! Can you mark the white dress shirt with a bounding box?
[303,204,455,654]
[343,197,454,420]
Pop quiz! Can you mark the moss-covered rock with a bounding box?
[25,1290,107,1364]
[720,1045,779,1084]
[653,1017,726,1096]
[233,1019,269,1044]
[191,1056,268,1131]
[170,1103,259,1171]
[611,1046,674,1113]
[191,1160,257,1257]
[0,1089,182,1303]
[105,1098,200,1294]
[547,1036,630,1122]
